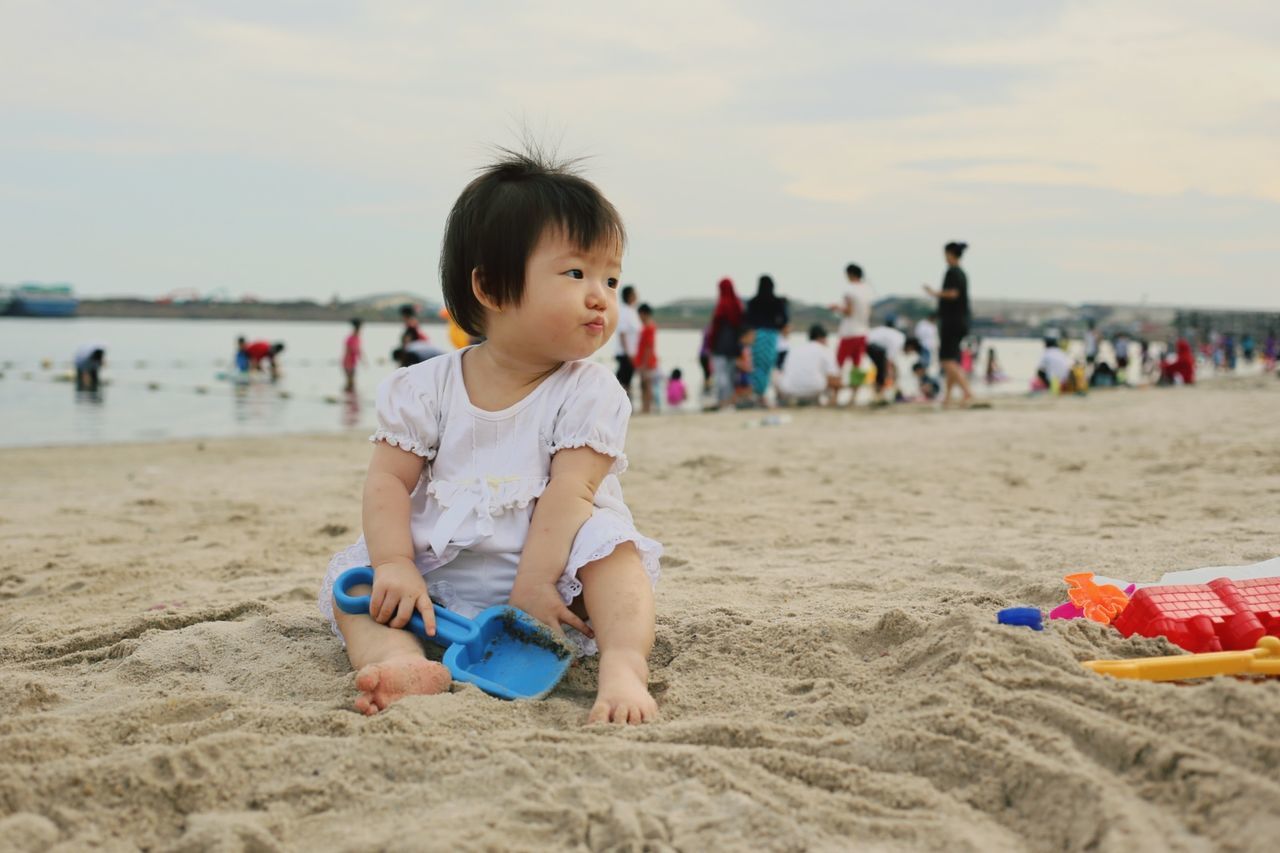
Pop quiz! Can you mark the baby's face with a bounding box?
[504,227,621,363]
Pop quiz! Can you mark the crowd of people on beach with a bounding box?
[609,241,980,412]
[63,259,1278,411]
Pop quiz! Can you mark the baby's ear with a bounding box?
[471,268,501,312]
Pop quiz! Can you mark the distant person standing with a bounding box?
[342,319,366,392]
[745,274,789,404]
[634,303,660,414]
[923,241,975,406]
[1083,321,1099,365]
[833,264,873,368]
[73,344,105,392]
[1113,332,1131,380]
[708,278,745,409]
[614,285,641,394]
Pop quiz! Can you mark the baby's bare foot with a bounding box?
[588,650,657,725]
[354,655,450,715]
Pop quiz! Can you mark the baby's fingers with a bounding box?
[558,607,593,639]
[416,593,436,637]
[390,594,415,629]
[374,587,399,624]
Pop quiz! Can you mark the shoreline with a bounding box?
[0,370,1268,453]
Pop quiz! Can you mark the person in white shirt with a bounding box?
[864,319,921,402]
[1036,338,1075,391]
[777,324,841,406]
[913,313,940,372]
[832,263,873,368]
[614,285,641,394]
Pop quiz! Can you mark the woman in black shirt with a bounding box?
[923,241,975,405]
[745,275,789,403]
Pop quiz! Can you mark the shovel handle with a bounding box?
[332,566,479,647]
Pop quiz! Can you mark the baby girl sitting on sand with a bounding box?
[317,149,662,724]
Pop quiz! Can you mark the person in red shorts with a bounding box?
[833,263,873,368]
[633,303,660,414]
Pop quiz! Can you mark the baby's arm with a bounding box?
[362,443,435,634]
[508,446,613,636]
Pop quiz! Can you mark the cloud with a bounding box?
[767,1,1280,205]
[0,0,1276,308]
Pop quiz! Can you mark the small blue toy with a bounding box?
[332,566,572,700]
[997,607,1044,631]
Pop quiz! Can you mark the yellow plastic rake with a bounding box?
[1083,636,1280,682]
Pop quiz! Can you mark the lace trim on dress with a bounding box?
[545,438,629,476]
[369,429,435,459]
[555,529,661,604]
[317,540,374,645]
[426,476,548,514]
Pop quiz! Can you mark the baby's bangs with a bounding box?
[549,185,627,257]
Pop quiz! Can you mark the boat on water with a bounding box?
[2,283,78,317]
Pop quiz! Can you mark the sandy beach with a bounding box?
[2,377,1279,852]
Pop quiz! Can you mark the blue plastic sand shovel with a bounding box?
[332,566,572,700]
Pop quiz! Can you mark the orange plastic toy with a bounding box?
[1063,572,1130,624]
[1083,636,1280,682]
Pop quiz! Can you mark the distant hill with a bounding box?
[66,294,1280,340]
[77,296,441,323]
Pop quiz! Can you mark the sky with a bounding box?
[2,0,1278,309]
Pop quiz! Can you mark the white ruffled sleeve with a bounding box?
[369,367,439,459]
[548,363,632,475]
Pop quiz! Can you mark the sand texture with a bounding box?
[3,378,1280,851]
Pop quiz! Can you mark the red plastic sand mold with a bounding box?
[1111,577,1280,654]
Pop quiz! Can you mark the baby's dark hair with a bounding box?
[670,367,682,380]
[440,147,625,337]
[945,241,968,259]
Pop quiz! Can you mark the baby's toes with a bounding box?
[587,700,613,724]
[354,665,383,696]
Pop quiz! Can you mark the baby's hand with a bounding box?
[509,579,593,639]
[371,558,436,636]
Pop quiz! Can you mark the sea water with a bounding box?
[0,317,1070,448]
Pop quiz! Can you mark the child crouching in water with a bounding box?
[318,150,662,723]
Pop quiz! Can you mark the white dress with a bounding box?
[317,348,662,655]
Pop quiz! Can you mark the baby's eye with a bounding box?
[564,269,584,279]
[607,278,619,290]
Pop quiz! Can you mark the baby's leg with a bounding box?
[577,544,657,724]
[334,587,450,716]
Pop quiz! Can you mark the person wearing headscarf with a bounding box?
[707,278,744,409]
[922,241,975,406]
[745,275,789,404]
[1160,338,1196,385]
